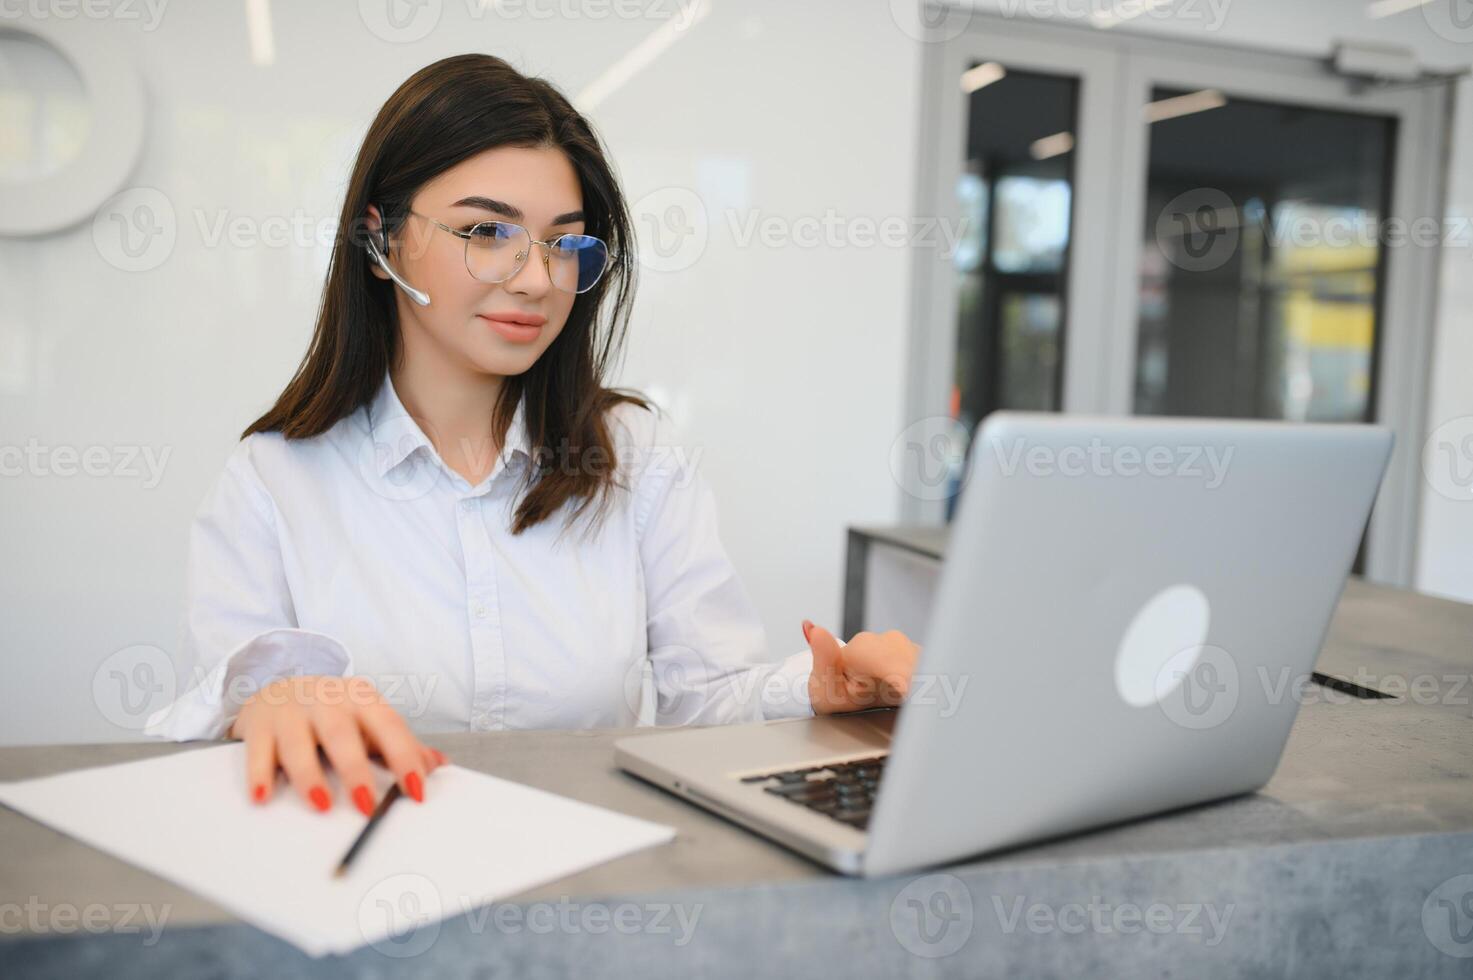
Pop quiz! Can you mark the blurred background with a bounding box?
[1,0,1470,744]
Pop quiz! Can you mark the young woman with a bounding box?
[143,54,920,818]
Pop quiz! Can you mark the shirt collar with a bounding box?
[365,369,530,481]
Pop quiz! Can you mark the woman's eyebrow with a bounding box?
[450,196,585,225]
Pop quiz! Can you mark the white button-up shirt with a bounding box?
[143,370,815,741]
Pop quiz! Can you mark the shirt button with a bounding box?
[472,602,488,619]
[459,500,475,514]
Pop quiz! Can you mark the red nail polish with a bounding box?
[405,771,424,803]
[352,784,375,817]
[309,786,331,812]
[252,783,267,803]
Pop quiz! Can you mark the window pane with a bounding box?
[1135,87,1395,423]
[953,65,1078,433]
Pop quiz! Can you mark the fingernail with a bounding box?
[802,620,813,643]
[252,783,267,804]
[309,786,331,812]
[405,771,424,803]
[352,784,375,817]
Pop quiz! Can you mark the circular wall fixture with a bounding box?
[0,22,145,237]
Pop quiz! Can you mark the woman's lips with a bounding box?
[479,313,545,343]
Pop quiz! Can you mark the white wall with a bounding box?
[1,0,1467,746]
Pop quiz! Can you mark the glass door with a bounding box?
[1104,46,1445,585]
[1134,90,1395,425]
[906,24,1121,522]
[909,14,1448,586]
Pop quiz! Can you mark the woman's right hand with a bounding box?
[229,675,446,816]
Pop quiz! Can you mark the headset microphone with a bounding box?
[364,226,431,307]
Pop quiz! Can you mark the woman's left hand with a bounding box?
[802,620,920,714]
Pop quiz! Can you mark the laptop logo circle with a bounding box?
[1114,584,1211,708]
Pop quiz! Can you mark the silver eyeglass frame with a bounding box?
[406,209,613,294]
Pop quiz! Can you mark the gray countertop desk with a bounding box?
[2,526,1471,977]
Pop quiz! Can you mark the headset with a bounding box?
[363,212,431,307]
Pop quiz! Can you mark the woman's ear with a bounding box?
[364,203,391,282]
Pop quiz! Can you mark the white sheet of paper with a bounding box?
[0,743,676,957]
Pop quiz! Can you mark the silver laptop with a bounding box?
[614,413,1393,876]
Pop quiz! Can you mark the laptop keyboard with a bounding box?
[738,755,888,831]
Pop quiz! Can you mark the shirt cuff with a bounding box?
[761,648,817,720]
[141,628,353,742]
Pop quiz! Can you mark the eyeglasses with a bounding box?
[407,210,611,294]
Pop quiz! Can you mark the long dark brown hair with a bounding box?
[245,53,649,538]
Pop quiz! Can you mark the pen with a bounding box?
[332,783,403,878]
